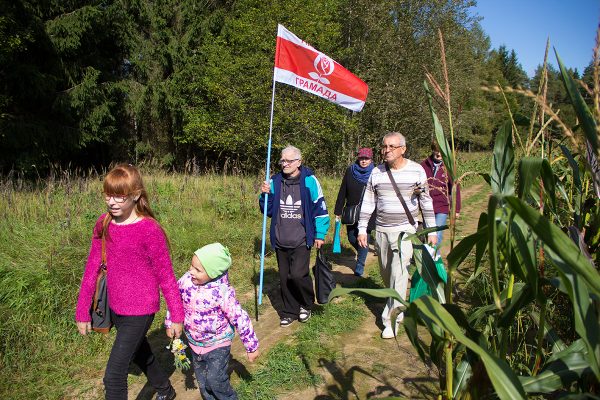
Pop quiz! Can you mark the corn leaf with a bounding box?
[498,283,535,328]
[491,121,515,197]
[519,339,590,393]
[517,157,557,212]
[508,215,538,290]
[424,80,455,180]
[504,196,600,296]
[447,222,487,272]
[547,252,600,379]
[529,310,566,353]
[488,195,502,309]
[411,296,526,399]
[329,287,407,306]
[559,144,583,228]
[453,359,473,399]
[555,50,599,154]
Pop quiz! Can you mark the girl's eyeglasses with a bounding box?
[103,194,130,203]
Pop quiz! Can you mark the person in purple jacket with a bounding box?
[165,243,259,400]
[75,164,184,400]
[421,141,461,255]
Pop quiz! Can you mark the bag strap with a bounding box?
[359,183,366,201]
[101,213,110,267]
[101,232,106,267]
[93,216,109,312]
[385,164,416,227]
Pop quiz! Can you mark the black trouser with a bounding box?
[104,311,171,400]
[275,245,314,319]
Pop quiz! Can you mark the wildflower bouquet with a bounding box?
[166,338,191,371]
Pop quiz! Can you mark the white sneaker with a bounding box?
[299,307,311,323]
[381,314,403,339]
[381,325,395,339]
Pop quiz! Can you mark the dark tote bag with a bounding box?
[90,231,112,333]
[341,185,366,225]
[312,249,336,304]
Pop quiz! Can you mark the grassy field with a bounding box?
[0,153,489,399]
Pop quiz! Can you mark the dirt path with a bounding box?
[127,182,488,399]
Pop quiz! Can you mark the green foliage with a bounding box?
[0,0,132,173]
[2,0,526,173]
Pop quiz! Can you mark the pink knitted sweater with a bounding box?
[75,214,184,323]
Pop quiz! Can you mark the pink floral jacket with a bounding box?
[165,272,259,353]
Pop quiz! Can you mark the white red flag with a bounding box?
[274,24,368,112]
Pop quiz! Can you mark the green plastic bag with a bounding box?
[409,257,448,302]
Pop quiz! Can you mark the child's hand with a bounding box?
[167,323,183,338]
[247,349,260,363]
[76,321,91,335]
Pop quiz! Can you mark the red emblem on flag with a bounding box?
[274,24,368,112]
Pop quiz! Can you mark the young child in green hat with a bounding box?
[165,242,259,399]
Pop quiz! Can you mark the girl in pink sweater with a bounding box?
[75,164,184,400]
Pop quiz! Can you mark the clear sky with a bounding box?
[473,0,599,77]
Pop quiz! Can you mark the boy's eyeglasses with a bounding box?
[279,158,299,166]
[103,193,130,203]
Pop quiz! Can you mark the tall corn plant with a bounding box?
[330,31,600,399]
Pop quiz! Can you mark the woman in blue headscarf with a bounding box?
[334,148,376,276]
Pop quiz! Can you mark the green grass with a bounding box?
[455,151,489,188]
[0,171,276,398]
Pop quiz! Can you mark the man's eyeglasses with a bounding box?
[380,144,405,151]
[103,193,130,203]
[279,158,299,166]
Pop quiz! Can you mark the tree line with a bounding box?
[0,0,591,174]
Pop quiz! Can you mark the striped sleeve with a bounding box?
[359,161,437,233]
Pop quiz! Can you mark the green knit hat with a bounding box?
[194,243,232,279]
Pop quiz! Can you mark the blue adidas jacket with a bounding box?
[259,166,330,249]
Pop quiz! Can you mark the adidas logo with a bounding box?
[280,195,302,219]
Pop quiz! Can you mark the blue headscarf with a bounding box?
[351,161,374,185]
